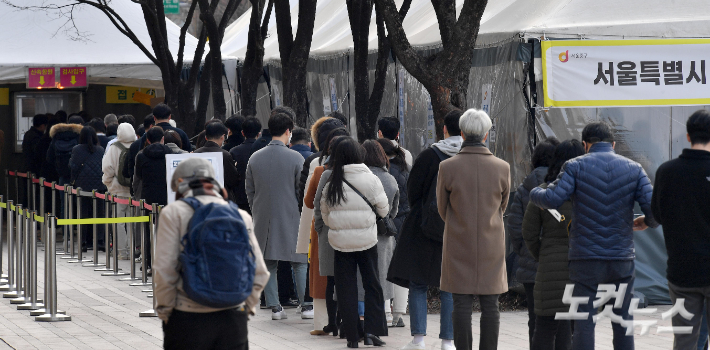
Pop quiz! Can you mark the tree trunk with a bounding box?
[347,0,374,142]
[195,53,213,135]
[240,0,273,118]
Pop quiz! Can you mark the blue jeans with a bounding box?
[699,313,709,350]
[409,282,453,340]
[264,260,311,308]
[569,260,635,350]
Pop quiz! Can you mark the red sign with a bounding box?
[27,67,55,88]
[60,67,87,88]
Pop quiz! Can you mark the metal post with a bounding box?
[14,170,19,208]
[0,195,6,284]
[51,183,65,255]
[18,211,43,310]
[120,199,139,281]
[30,213,64,316]
[139,203,158,317]
[35,216,71,322]
[38,178,44,247]
[69,189,90,263]
[102,198,127,277]
[62,187,75,260]
[0,200,15,292]
[26,174,31,210]
[84,191,103,267]
[11,209,31,304]
[131,201,150,287]
[94,193,112,271]
[61,186,69,255]
[5,204,23,298]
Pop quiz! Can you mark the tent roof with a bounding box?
[222,0,710,61]
[0,0,199,87]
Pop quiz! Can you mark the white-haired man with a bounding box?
[436,109,510,350]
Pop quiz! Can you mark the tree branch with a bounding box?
[432,0,456,48]
[261,0,274,41]
[273,0,294,64]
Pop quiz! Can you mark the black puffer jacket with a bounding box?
[523,183,573,316]
[70,144,107,193]
[47,124,83,183]
[134,143,172,206]
[507,166,547,284]
[389,162,410,236]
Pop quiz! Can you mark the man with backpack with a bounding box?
[387,110,463,350]
[102,122,137,260]
[154,158,268,349]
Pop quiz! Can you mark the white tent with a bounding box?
[0,0,200,89]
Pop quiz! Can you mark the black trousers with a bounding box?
[326,276,338,326]
[79,196,105,247]
[452,294,500,350]
[334,246,387,342]
[163,308,249,350]
[278,261,298,303]
[532,315,572,350]
[524,283,536,348]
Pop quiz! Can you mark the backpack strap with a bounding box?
[179,197,202,211]
[114,142,128,152]
[342,178,382,220]
[430,145,448,162]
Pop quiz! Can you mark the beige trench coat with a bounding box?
[436,146,511,295]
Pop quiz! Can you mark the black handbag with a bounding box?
[343,178,398,237]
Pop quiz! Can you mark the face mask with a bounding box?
[288,130,293,144]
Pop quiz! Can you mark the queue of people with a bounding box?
[18,101,710,350]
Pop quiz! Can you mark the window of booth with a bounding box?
[14,92,83,152]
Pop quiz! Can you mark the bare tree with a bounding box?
[374,0,488,139]
[3,0,244,136]
[239,0,274,118]
[273,0,317,127]
[347,0,412,142]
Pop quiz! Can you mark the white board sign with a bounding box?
[164,152,225,204]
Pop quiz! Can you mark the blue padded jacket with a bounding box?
[529,143,658,261]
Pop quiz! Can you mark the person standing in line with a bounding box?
[154,158,269,350]
[652,110,710,350]
[102,122,137,260]
[378,116,412,170]
[107,114,136,149]
[318,137,389,348]
[245,110,311,320]
[523,139,585,350]
[229,117,261,214]
[387,110,463,350]
[223,114,246,151]
[122,114,155,191]
[290,127,314,160]
[70,126,107,251]
[88,118,110,149]
[194,120,240,202]
[506,137,559,348]
[530,121,658,350]
[437,109,510,350]
[376,138,410,329]
[164,130,188,154]
[23,114,48,175]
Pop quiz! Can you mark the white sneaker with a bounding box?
[272,306,287,320]
[441,340,456,350]
[386,312,393,323]
[400,340,425,350]
[301,305,314,319]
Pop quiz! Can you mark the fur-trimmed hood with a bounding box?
[49,123,83,138]
[311,117,331,151]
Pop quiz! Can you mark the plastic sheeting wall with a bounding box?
[306,54,352,134]
[534,104,710,304]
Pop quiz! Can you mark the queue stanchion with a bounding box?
[26,174,31,211]
[0,195,6,284]
[60,186,69,255]
[61,186,76,260]
[94,193,112,271]
[68,189,91,263]
[102,196,127,277]
[35,215,71,322]
[11,209,32,304]
[5,204,23,299]
[18,211,43,310]
[14,170,19,207]
[139,203,158,316]
[84,191,103,268]
[38,178,45,248]
[30,212,65,316]
[0,200,14,292]
[120,198,140,281]
[131,200,151,287]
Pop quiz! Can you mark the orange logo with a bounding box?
[559,50,569,63]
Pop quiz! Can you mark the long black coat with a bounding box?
[134,143,172,206]
[70,144,107,193]
[22,127,44,175]
[229,138,256,211]
[194,141,239,201]
[387,147,446,288]
[388,162,410,235]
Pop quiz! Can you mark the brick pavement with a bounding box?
[0,242,677,349]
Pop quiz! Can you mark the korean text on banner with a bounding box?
[106,86,156,104]
[59,67,87,88]
[164,153,225,204]
[27,67,55,88]
[541,39,710,108]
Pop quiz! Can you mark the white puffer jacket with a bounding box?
[101,123,136,196]
[321,164,389,252]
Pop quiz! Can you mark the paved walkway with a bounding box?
[0,242,677,349]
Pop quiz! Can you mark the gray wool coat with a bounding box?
[314,169,335,276]
[246,140,307,263]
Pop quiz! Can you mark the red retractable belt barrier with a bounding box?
[43,181,53,187]
[95,193,106,200]
[112,197,130,205]
[131,199,141,207]
[8,171,15,176]
[55,185,65,191]
[32,178,40,184]
[143,203,153,211]
[16,172,28,178]
[71,188,78,195]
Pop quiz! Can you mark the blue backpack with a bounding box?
[178,197,255,308]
